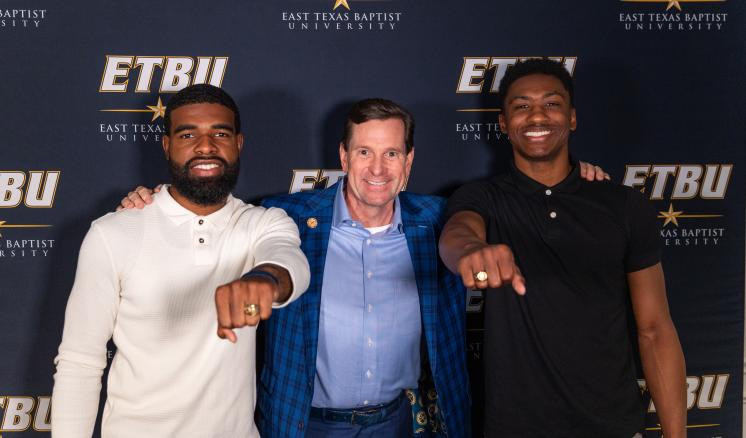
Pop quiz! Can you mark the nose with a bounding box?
[527,106,550,123]
[368,155,385,175]
[194,134,218,155]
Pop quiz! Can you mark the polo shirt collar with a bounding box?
[156,184,237,229]
[509,158,582,195]
[332,178,404,233]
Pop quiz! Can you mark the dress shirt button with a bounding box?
[368,304,373,313]
[366,239,372,245]
[545,189,552,196]
[367,337,373,347]
[198,237,205,243]
[366,370,373,379]
[198,219,204,225]
[363,400,369,406]
[549,211,557,219]
[367,271,373,278]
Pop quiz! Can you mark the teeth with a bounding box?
[367,180,386,186]
[525,130,550,137]
[194,163,219,170]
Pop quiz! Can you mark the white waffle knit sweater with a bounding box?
[51,188,310,438]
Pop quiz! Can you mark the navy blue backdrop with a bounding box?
[0,0,744,436]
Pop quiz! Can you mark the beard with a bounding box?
[169,156,240,206]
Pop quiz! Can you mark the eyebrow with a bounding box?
[173,124,197,134]
[172,123,235,134]
[508,91,565,104]
[211,123,235,132]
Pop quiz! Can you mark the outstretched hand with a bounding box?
[456,243,526,294]
[215,277,280,343]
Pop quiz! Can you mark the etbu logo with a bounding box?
[289,169,346,193]
[623,164,732,200]
[456,57,577,94]
[623,164,731,242]
[99,56,229,93]
[638,374,729,412]
[0,171,60,208]
[0,396,51,433]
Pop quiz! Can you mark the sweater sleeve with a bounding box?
[51,223,121,437]
[244,206,310,308]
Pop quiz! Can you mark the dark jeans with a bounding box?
[306,394,412,438]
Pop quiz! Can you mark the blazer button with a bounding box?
[298,421,304,430]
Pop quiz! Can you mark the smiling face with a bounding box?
[499,73,576,165]
[339,118,414,226]
[162,102,244,206]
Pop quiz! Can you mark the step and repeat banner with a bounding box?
[1,1,744,436]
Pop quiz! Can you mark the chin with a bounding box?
[519,152,553,162]
[515,145,562,162]
[361,196,396,208]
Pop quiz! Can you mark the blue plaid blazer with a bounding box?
[257,184,469,437]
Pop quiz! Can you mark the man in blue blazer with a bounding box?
[255,99,469,437]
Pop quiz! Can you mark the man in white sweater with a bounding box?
[51,84,310,438]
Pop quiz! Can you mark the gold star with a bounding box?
[659,203,684,227]
[333,0,350,10]
[146,97,167,122]
[666,0,682,10]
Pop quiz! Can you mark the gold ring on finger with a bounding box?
[244,303,260,317]
[474,271,488,282]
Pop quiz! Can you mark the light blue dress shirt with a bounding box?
[311,182,422,409]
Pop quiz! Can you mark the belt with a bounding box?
[310,392,405,427]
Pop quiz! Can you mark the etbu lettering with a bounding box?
[456,57,577,93]
[0,171,60,208]
[623,164,732,200]
[99,56,228,93]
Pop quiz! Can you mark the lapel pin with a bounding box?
[306,217,318,229]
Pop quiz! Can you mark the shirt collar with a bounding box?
[156,184,237,229]
[508,158,582,195]
[332,178,404,234]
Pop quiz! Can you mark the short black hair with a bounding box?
[341,98,415,153]
[164,84,241,134]
[498,58,575,111]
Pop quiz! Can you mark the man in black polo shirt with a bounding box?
[439,59,686,438]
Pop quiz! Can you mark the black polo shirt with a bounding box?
[446,161,660,438]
